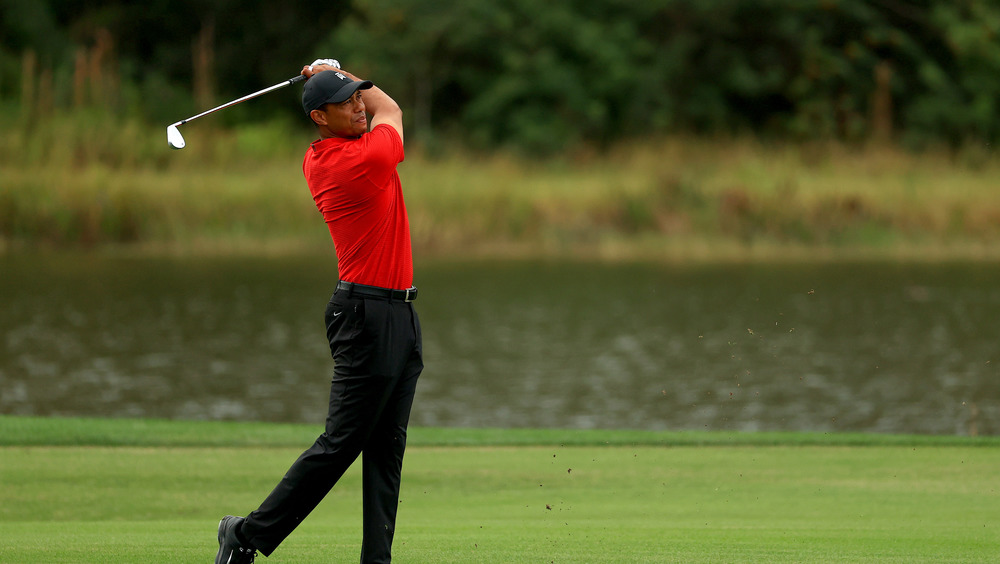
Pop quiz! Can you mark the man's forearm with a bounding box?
[357,84,400,118]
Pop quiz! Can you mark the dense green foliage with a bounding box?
[3,0,1000,153]
[328,0,1000,152]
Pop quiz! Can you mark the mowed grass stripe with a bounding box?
[0,417,998,562]
[1,444,997,562]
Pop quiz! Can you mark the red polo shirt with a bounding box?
[303,124,412,290]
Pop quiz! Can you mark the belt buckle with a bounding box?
[404,287,415,302]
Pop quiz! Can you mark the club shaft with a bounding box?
[174,74,305,126]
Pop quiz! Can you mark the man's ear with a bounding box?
[310,108,328,126]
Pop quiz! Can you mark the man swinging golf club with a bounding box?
[215,60,423,564]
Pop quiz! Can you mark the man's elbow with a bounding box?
[383,101,402,121]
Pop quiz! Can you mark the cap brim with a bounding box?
[323,80,374,105]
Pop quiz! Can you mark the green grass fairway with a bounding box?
[1,417,997,563]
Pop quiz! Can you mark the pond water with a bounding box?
[1,254,997,435]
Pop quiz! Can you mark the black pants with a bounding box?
[242,288,423,563]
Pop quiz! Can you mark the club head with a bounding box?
[166,124,186,149]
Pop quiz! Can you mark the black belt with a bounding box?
[336,281,418,302]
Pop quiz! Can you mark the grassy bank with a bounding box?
[3,116,1000,260]
[2,416,999,563]
[3,415,999,448]
[0,415,1000,447]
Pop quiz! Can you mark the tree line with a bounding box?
[3,0,999,153]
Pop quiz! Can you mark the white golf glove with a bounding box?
[309,58,341,70]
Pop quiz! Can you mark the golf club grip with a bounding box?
[290,74,306,84]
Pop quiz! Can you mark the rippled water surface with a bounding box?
[2,254,997,435]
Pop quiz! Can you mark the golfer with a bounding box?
[215,63,423,564]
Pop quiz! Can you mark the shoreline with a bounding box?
[4,235,1000,263]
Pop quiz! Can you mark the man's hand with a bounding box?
[302,58,341,78]
[311,58,340,68]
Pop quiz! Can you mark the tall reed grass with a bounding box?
[2,112,999,260]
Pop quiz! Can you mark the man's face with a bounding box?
[312,90,367,138]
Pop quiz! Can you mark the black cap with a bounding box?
[302,70,374,114]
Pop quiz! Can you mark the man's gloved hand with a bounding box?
[310,58,341,69]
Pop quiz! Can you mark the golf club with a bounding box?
[166,59,340,149]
